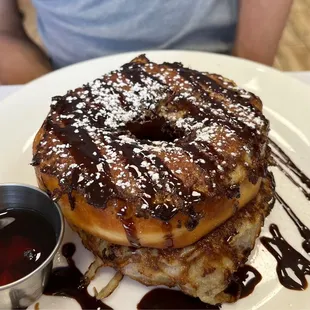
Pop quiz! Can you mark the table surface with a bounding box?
[0,72,309,102]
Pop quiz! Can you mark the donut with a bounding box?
[32,54,270,249]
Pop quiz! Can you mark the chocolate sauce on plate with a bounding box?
[137,288,221,309]
[44,243,112,310]
[269,138,310,190]
[261,224,310,290]
[270,138,310,252]
[260,139,310,290]
[275,192,310,254]
[225,265,262,299]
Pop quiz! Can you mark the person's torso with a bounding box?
[32,0,238,68]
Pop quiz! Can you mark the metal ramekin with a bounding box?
[0,184,64,309]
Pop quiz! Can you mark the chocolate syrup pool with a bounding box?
[137,288,221,309]
[0,208,56,286]
[44,243,111,310]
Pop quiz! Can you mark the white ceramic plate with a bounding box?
[1,51,310,310]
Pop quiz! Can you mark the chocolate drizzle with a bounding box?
[164,62,266,145]
[270,139,310,201]
[45,105,117,209]
[260,139,310,290]
[272,160,310,201]
[117,205,140,247]
[269,138,310,254]
[261,224,310,290]
[269,138,310,190]
[121,62,169,88]
[275,192,310,254]
[44,243,112,309]
[109,138,202,233]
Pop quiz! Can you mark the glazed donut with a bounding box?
[32,54,270,248]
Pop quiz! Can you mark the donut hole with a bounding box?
[126,117,183,142]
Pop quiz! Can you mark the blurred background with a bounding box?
[18,0,310,71]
